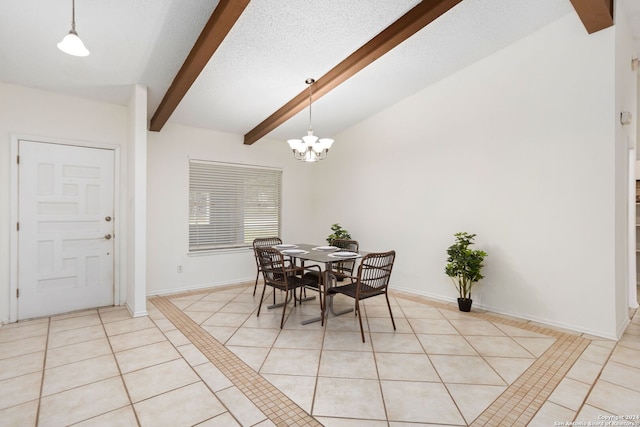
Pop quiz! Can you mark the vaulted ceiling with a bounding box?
[0,0,634,145]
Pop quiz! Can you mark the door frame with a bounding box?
[9,134,122,322]
[629,149,639,310]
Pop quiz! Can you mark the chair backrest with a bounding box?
[255,246,287,285]
[356,250,396,297]
[331,239,359,276]
[331,239,359,251]
[253,237,283,268]
[253,237,283,250]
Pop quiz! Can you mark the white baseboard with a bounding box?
[390,286,620,341]
[146,278,253,298]
[125,302,148,318]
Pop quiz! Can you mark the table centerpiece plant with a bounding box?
[326,223,351,244]
[445,232,488,312]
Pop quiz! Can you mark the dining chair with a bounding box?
[330,239,359,282]
[324,250,396,342]
[302,239,359,286]
[252,237,283,296]
[300,239,359,315]
[256,247,322,328]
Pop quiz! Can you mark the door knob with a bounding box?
[104,234,112,240]
[105,216,112,222]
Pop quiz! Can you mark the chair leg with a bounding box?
[319,274,330,326]
[253,270,260,296]
[355,299,366,343]
[323,289,329,328]
[257,283,268,317]
[318,286,324,327]
[385,293,396,331]
[280,289,288,328]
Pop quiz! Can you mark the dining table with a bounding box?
[274,243,365,325]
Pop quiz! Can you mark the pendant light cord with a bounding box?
[308,83,313,131]
[71,0,77,32]
[305,78,315,132]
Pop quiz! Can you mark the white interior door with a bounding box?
[18,140,115,319]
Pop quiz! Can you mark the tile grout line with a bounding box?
[34,317,51,427]
[152,287,596,427]
[97,308,143,426]
[149,295,323,427]
[470,333,590,426]
[392,291,593,426]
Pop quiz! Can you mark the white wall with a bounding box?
[1,8,635,340]
[126,85,148,317]
[614,0,638,332]
[146,124,316,295]
[0,82,129,323]
[313,13,623,338]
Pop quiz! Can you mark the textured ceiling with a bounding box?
[0,0,638,144]
[0,0,210,105]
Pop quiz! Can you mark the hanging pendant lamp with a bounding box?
[57,0,90,57]
[286,78,334,162]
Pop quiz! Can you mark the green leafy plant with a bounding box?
[445,232,488,300]
[326,223,351,244]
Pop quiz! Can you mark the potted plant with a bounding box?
[326,223,351,244]
[445,232,488,312]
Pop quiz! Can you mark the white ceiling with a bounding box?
[1,0,638,143]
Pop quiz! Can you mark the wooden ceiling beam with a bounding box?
[243,0,463,145]
[569,0,613,34]
[150,0,250,132]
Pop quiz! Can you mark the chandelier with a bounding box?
[287,78,334,162]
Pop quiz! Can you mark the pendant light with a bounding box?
[57,0,90,57]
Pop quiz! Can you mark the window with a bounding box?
[189,160,282,251]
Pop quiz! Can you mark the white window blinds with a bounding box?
[189,160,282,251]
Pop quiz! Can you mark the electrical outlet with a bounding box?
[177,265,183,273]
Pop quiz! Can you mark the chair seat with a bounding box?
[273,274,318,292]
[302,271,322,288]
[327,282,385,300]
[303,270,349,285]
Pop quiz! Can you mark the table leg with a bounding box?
[267,290,293,309]
[300,269,353,325]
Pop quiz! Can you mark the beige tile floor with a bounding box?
[1,283,639,426]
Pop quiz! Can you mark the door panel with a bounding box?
[18,140,115,319]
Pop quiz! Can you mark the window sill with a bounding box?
[188,246,252,257]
